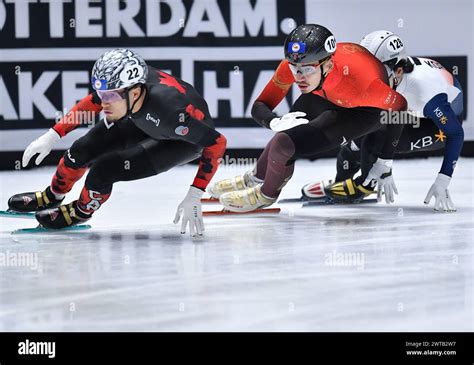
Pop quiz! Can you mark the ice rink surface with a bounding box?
[0,157,473,331]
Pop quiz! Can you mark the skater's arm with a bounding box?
[362,78,407,112]
[422,94,462,211]
[192,133,227,190]
[53,93,103,137]
[169,108,227,190]
[423,93,464,177]
[251,101,278,128]
[251,60,294,128]
[182,122,227,190]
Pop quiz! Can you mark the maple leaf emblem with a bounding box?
[157,71,186,94]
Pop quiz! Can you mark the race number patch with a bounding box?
[119,64,145,84]
[324,36,337,53]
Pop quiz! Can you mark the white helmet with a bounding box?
[360,30,407,71]
[91,48,148,91]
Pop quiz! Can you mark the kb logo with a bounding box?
[410,136,433,150]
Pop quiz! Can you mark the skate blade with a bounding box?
[200,197,220,203]
[303,198,378,207]
[277,196,322,203]
[11,224,92,235]
[203,208,281,216]
[0,210,36,219]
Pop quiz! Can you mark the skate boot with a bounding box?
[35,200,91,229]
[219,185,276,213]
[8,186,64,213]
[301,179,334,200]
[324,178,374,204]
[207,170,262,198]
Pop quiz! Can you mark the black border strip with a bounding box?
[0,332,472,364]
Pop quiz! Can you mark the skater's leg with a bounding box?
[253,142,271,180]
[51,119,148,196]
[335,143,362,182]
[259,110,340,199]
[36,139,201,227]
[352,117,444,187]
[260,133,295,198]
[211,94,339,198]
[262,106,383,199]
[76,139,202,215]
[253,90,333,179]
[50,157,88,197]
[219,106,382,211]
[353,131,383,185]
[261,106,378,197]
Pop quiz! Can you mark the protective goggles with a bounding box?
[288,57,331,76]
[96,89,128,103]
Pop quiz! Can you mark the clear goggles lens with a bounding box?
[97,89,127,103]
[288,64,318,76]
[288,57,330,76]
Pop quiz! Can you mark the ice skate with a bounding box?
[207,170,262,198]
[324,178,375,204]
[219,185,276,213]
[35,201,91,229]
[301,179,334,200]
[8,186,64,213]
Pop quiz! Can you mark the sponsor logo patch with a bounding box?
[288,42,306,54]
[435,130,446,142]
[92,78,107,90]
[22,196,33,206]
[175,126,189,136]
[49,210,59,221]
[146,113,160,127]
[67,149,76,163]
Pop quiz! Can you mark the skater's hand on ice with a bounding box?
[22,128,60,167]
[269,112,309,132]
[424,173,456,212]
[174,186,205,237]
[364,158,398,204]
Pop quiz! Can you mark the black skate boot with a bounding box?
[324,178,375,204]
[35,201,91,229]
[8,186,64,213]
